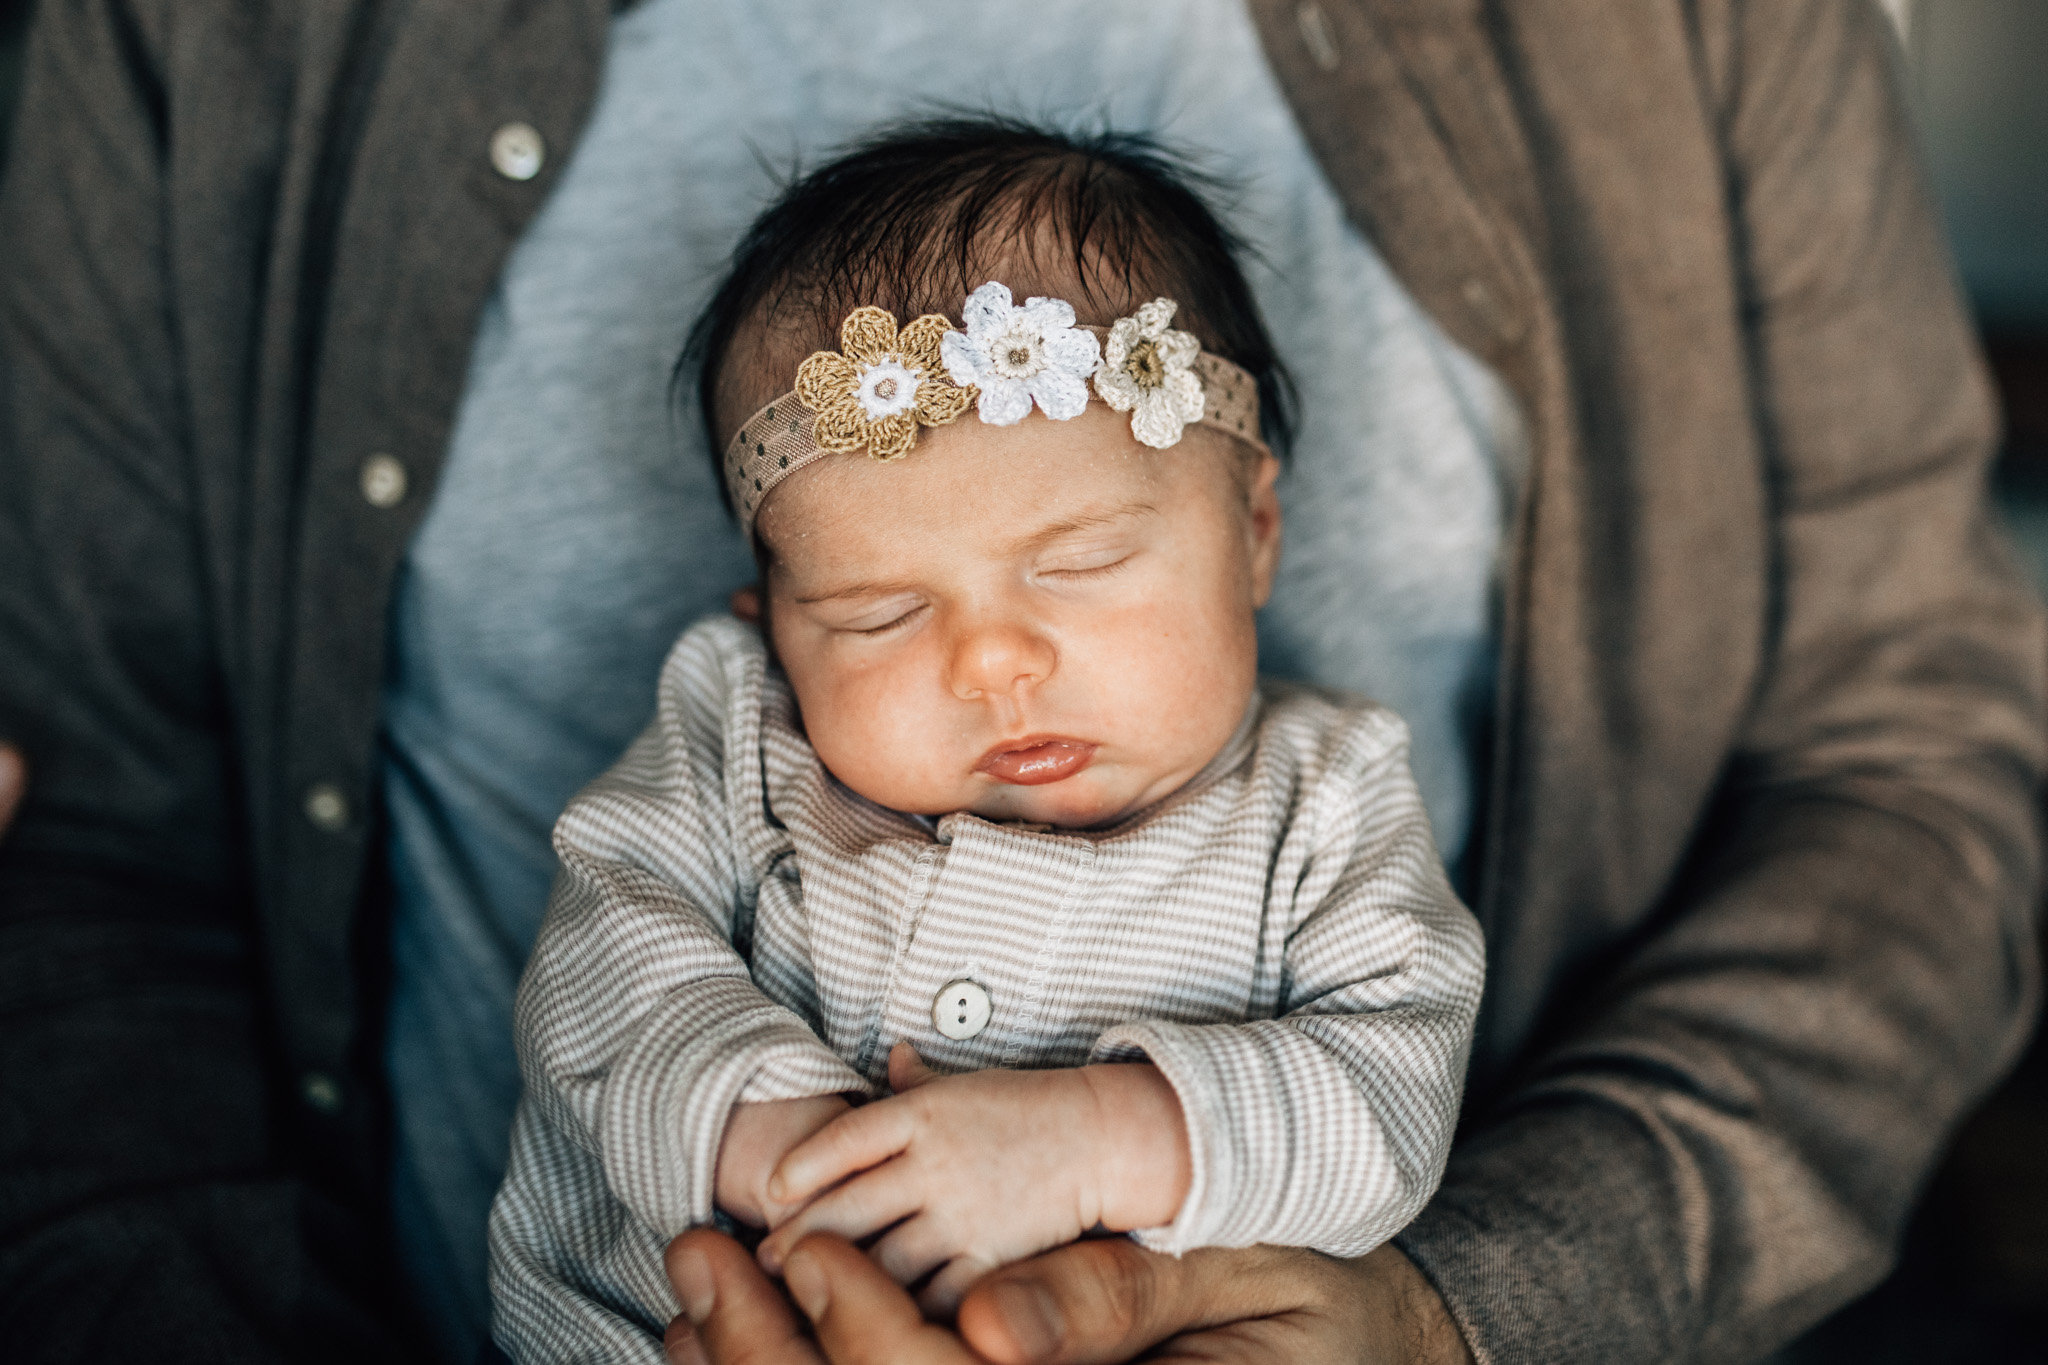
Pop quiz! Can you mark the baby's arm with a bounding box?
[493,626,867,1359]
[715,1095,849,1227]
[515,701,867,1237]
[758,1042,1191,1314]
[1091,709,1486,1257]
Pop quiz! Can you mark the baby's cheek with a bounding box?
[803,669,966,811]
[1093,600,1254,749]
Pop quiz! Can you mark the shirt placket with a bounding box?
[872,819,1102,1074]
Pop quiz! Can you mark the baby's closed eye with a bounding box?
[1035,546,1137,581]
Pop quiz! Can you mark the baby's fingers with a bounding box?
[868,1211,969,1290]
[767,1096,916,1211]
[887,1040,943,1093]
[759,1159,922,1274]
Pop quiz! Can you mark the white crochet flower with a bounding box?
[941,281,1101,426]
[854,357,921,420]
[1093,298,1204,448]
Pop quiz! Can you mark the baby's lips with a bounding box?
[975,739,1097,786]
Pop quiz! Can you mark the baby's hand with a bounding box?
[756,1042,1190,1315]
[714,1093,851,1228]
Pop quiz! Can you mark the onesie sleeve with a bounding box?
[1094,708,1485,1256]
[490,621,866,1362]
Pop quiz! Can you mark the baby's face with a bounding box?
[757,404,1281,827]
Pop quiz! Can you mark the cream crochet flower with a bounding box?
[940,281,1102,426]
[795,306,975,460]
[1094,298,1205,448]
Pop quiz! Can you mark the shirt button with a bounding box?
[300,1071,344,1115]
[489,122,545,181]
[932,980,992,1041]
[303,782,350,833]
[359,453,408,508]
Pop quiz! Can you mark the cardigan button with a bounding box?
[359,453,408,508]
[489,122,546,181]
[300,1071,344,1115]
[303,782,350,833]
[932,980,992,1041]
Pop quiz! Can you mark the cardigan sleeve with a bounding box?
[1393,5,2047,1362]
[1094,710,1485,1256]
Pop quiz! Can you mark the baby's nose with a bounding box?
[948,619,1055,701]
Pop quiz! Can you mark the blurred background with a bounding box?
[0,0,2040,1358]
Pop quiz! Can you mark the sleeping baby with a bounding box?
[489,116,1484,1362]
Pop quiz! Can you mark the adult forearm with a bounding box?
[1398,793,2039,1365]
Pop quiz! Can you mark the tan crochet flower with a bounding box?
[1094,298,1204,449]
[795,307,976,460]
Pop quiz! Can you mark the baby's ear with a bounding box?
[1245,452,1283,608]
[730,585,763,623]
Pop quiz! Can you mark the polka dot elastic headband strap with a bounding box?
[721,280,1266,539]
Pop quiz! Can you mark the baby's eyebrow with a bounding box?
[792,502,1159,604]
[792,578,921,606]
[1008,501,1158,555]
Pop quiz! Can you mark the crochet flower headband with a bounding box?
[722,281,1265,537]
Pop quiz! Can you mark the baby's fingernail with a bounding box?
[671,1246,715,1324]
[985,1280,1064,1359]
[757,1238,784,1273]
[785,1249,830,1321]
[766,1174,787,1202]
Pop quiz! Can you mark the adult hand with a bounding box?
[956,1237,1473,1365]
[665,1226,982,1365]
[0,744,24,836]
[664,1225,1473,1365]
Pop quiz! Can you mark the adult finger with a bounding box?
[664,1316,709,1365]
[782,1234,987,1365]
[0,745,24,835]
[666,1227,822,1365]
[1146,1267,1468,1365]
[768,1098,915,1210]
[955,1239,1317,1365]
[760,1158,923,1271]
[1143,1315,1332,1365]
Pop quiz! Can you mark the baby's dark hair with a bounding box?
[684,116,1293,512]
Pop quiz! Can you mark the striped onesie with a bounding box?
[491,615,1484,1360]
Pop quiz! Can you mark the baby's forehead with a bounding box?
[755,410,1245,572]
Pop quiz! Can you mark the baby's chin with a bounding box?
[835,754,1201,830]
[934,765,1183,831]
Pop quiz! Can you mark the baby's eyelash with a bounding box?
[1044,556,1133,581]
[854,603,928,636]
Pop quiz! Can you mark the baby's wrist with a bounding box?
[715,1094,851,1226]
[1079,1062,1191,1231]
